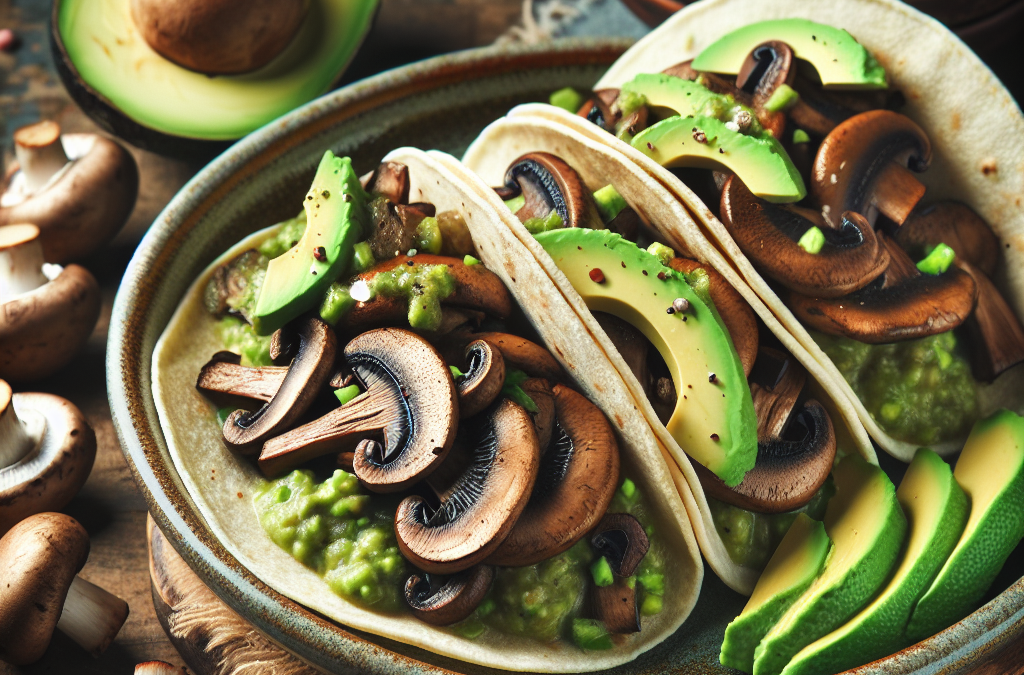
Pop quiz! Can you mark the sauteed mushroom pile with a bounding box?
[575,34,1024,447]
[193,159,666,647]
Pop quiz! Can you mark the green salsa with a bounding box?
[367,263,456,331]
[254,470,408,611]
[709,478,835,571]
[215,316,273,367]
[815,330,979,445]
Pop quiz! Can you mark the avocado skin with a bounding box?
[905,409,1024,642]
[252,151,367,335]
[780,449,968,675]
[752,455,907,675]
[720,514,831,673]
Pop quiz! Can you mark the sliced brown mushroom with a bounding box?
[0,223,101,382]
[695,348,836,513]
[403,565,494,626]
[203,249,268,323]
[130,0,308,74]
[0,513,128,664]
[222,317,336,452]
[896,202,1001,277]
[365,161,411,205]
[195,351,287,408]
[812,110,931,228]
[590,513,650,577]
[346,254,513,332]
[958,260,1024,381]
[259,328,458,490]
[394,398,540,574]
[668,254,760,376]
[721,176,889,299]
[472,332,564,382]
[498,153,604,229]
[592,580,640,634]
[788,234,979,343]
[0,121,138,263]
[0,380,96,535]
[486,384,620,567]
[576,89,621,132]
[787,74,890,138]
[521,377,556,452]
[734,41,796,138]
[454,340,506,418]
[366,195,430,261]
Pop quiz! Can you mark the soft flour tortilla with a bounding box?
[509,0,1024,461]
[451,120,869,595]
[152,147,702,672]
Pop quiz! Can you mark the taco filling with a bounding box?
[191,151,671,650]
[487,149,842,573]
[566,18,1024,448]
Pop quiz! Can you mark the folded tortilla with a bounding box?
[505,0,1024,461]
[151,147,703,671]
[451,118,869,594]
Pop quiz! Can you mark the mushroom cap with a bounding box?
[223,317,335,451]
[959,260,1024,381]
[521,377,556,452]
[346,254,513,331]
[721,175,890,299]
[486,384,620,567]
[668,254,760,376]
[395,398,540,574]
[811,110,931,227]
[591,580,640,634]
[896,201,1001,277]
[258,328,459,489]
[0,134,139,264]
[470,332,564,382]
[403,565,494,626]
[590,513,650,578]
[0,512,89,665]
[129,0,308,75]
[0,263,101,382]
[455,340,506,419]
[0,392,96,536]
[503,152,603,229]
[733,40,794,138]
[788,240,979,343]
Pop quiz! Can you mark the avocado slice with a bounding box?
[752,455,907,675]
[631,115,806,203]
[720,514,831,673]
[534,228,757,486]
[905,409,1024,642]
[252,151,368,336]
[781,449,968,675]
[52,0,378,155]
[690,19,887,89]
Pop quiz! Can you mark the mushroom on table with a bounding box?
[0,121,138,263]
[0,379,96,535]
[0,513,129,665]
[0,223,101,381]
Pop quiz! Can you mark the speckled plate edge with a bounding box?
[105,38,1024,675]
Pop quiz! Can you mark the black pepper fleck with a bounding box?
[313,246,327,261]
[710,433,720,441]
[709,372,717,383]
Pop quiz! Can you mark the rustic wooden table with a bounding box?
[1,0,1023,673]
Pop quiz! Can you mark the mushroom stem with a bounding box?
[13,122,69,194]
[0,380,35,468]
[869,162,927,226]
[196,353,287,405]
[55,575,129,657]
[0,224,49,300]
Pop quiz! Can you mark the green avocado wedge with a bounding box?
[752,455,907,675]
[252,151,368,335]
[720,514,831,673]
[690,19,887,90]
[534,228,757,486]
[906,409,1024,642]
[631,116,806,203]
[781,449,968,675]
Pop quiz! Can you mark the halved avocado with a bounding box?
[51,0,379,157]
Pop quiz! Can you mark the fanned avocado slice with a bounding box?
[906,409,1024,641]
[52,0,378,155]
[535,228,757,486]
[691,19,887,89]
[252,151,368,335]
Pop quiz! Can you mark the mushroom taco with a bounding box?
[152,147,704,671]
[505,0,1024,462]
[453,115,871,593]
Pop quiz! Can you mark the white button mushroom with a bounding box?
[0,224,101,381]
[0,379,97,535]
[0,121,138,263]
[0,513,129,665]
